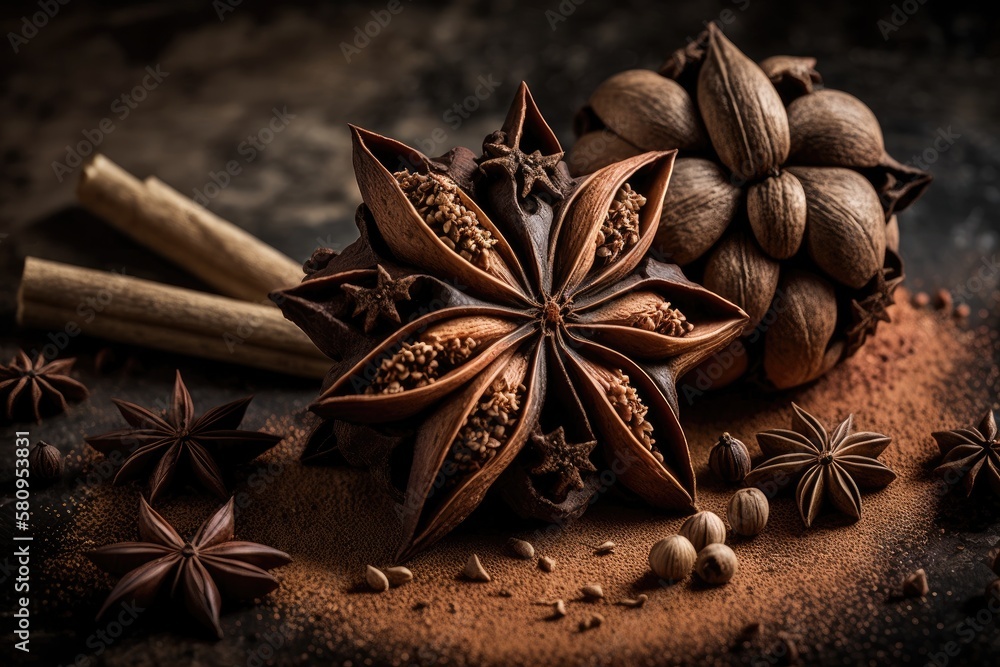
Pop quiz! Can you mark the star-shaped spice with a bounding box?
[933,410,1000,497]
[87,497,290,638]
[845,263,904,355]
[480,130,566,200]
[85,371,282,502]
[0,350,88,422]
[529,427,598,502]
[744,404,896,527]
[340,264,417,333]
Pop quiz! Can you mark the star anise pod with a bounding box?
[87,497,290,638]
[0,350,88,422]
[572,24,931,389]
[744,404,896,527]
[275,83,748,559]
[85,371,282,502]
[933,410,1000,497]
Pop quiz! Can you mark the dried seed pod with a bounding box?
[581,584,604,601]
[695,543,738,585]
[29,441,63,483]
[588,69,708,152]
[708,433,751,483]
[569,130,643,175]
[594,540,616,555]
[727,488,770,537]
[763,269,839,390]
[506,538,535,560]
[648,534,697,582]
[790,166,886,289]
[885,215,900,254]
[462,554,491,582]
[679,511,727,552]
[759,55,821,99]
[902,569,929,598]
[655,158,741,266]
[579,613,605,632]
[697,25,789,180]
[747,171,807,260]
[538,556,556,572]
[366,565,389,592]
[384,566,413,587]
[703,230,780,331]
[787,90,885,168]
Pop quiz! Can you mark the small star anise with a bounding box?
[0,350,88,422]
[933,410,1000,497]
[341,264,418,333]
[529,427,598,502]
[745,404,896,527]
[85,371,282,502]
[480,108,571,201]
[87,497,290,638]
[845,257,905,355]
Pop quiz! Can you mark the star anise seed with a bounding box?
[0,350,88,422]
[87,497,290,638]
[85,371,282,503]
[745,403,896,527]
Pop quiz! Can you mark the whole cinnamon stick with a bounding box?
[17,257,329,379]
[76,154,304,303]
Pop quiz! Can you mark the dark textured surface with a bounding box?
[1,1,999,665]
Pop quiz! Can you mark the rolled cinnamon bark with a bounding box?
[76,154,304,303]
[17,257,329,379]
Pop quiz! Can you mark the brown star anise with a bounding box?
[87,497,290,638]
[0,350,88,422]
[341,264,418,333]
[933,410,1000,497]
[845,253,905,355]
[275,83,748,559]
[745,404,896,527]
[529,427,598,502]
[85,371,282,502]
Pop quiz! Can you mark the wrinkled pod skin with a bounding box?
[275,83,749,559]
[571,23,931,390]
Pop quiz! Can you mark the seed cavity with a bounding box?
[394,169,497,269]
[447,379,525,475]
[595,183,645,266]
[606,369,659,457]
[366,335,477,395]
[627,300,694,337]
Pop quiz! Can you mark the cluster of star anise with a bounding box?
[275,84,748,559]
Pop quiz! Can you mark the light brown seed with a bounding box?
[703,230,780,332]
[366,565,389,592]
[747,171,807,261]
[617,594,648,608]
[649,534,697,582]
[552,599,567,619]
[594,541,616,555]
[462,554,491,582]
[384,566,413,587]
[727,488,770,537]
[695,543,738,585]
[579,613,605,632]
[763,269,839,390]
[787,89,884,168]
[902,569,929,598]
[538,556,556,572]
[679,511,727,552]
[507,538,535,560]
[581,584,604,601]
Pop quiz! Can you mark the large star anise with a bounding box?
[933,410,1000,497]
[0,350,88,422]
[275,83,748,559]
[85,371,282,502]
[744,404,896,527]
[87,497,290,638]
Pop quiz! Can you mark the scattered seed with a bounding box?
[616,594,648,608]
[412,601,430,611]
[551,599,567,619]
[538,556,556,572]
[594,541,616,555]
[911,292,930,308]
[383,566,413,587]
[365,565,389,592]
[954,303,971,319]
[497,589,513,598]
[579,613,605,632]
[902,568,929,598]
[507,538,535,560]
[462,553,491,582]
[581,584,604,601]
[934,288,953,312]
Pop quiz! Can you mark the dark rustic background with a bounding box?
[1,0,999,665]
